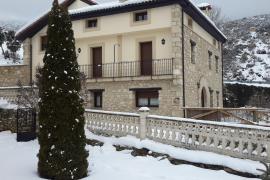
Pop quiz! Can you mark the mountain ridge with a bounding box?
[221,14,270,82]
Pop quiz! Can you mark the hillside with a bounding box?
[0,20,24,31]
[221,14,270,82]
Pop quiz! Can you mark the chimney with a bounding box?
[198,3,212,17]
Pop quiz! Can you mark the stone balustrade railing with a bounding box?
[85,108,270,163]
[85,109,140,138]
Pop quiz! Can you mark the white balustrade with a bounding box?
[85,109,270,163]
[85,109,140,138]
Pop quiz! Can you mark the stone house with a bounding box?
[15,0,226,117]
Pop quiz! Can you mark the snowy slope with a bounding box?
[0,20,24,31]
[221,14,270,82]
[0,131,262,180]
[0,42,23,65]
[0,21,24,65]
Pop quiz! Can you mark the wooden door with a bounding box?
[140,42,152,76]
[92,47,102,78]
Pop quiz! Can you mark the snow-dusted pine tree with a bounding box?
[0,28,5,55]
[37,0,88,179]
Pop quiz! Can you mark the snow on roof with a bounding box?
[69,0,153,15]
[69,0,226,39]
[16,0,226,41]
[15,8,52,37]
[190,1,226,39]
[197,2,211,8]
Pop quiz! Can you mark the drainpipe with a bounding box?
[113,44,120,79]
[181,8,186,117]
[30,43,33,85]
[221,43,224,107]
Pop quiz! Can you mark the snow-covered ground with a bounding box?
[0,131,263,180]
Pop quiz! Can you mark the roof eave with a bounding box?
[16,0,226,43]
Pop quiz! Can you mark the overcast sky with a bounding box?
[1,0,270,22]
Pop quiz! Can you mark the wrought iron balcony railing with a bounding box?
[79,58,173,79]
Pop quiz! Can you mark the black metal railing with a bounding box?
[79,58,174,79]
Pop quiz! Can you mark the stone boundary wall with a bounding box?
[85,108,270,163]
[0,109,16,133]
[0,65,30,87]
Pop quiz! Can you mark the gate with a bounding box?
[16,108,37,142]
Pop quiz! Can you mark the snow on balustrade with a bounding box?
[146,115,270,163]
[85,109,140,137]
[85,109,270,163]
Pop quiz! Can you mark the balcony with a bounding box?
[79,58,173,79]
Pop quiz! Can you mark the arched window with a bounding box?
[201,87,207,107]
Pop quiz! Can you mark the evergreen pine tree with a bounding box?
[0,27,5,55]
[38,0,88,179]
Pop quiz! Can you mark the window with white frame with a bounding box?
[134,11,148,22]
[86,19,98,29]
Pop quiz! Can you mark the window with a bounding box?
[213,38,217,46]
[188,17,193,28]
[93,91,102,108]
[208,51,212,70]
[40,35,48,51]
[209,88,214,107]
[86,19,98,28]
[216,91,220,107]
[190,40,196,64]
[136,90,159,107]
[134,11,148,22]
[215,56,219,73]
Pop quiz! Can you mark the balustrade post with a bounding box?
[138,107,150,140]
[252,111,258,123]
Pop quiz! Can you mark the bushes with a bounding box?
[224,83,270,108]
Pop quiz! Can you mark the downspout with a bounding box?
[30,42,33,85]
[181,8,186,117]
[221,43,224,107]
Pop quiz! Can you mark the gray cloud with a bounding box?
[0,0,270,22]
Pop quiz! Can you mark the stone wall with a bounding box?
[0,109,16,133]
[86,77,183,117]
[0,39,31,100]
[171,4,184,114]
[0,65,30,87]
[183,25,223,108]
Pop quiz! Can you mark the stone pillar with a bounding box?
[23,38,31,66]
[171,5,184,117]
[22,38,32,85]
[171,4,182,85]
[138,107,150,140]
